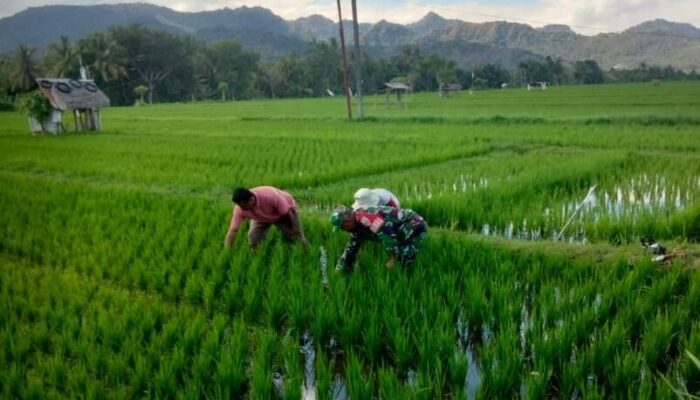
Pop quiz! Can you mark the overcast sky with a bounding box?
[2,0,700,34]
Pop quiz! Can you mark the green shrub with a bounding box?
[16,90,52,120]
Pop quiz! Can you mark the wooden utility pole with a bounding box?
[351,0,363,118]
[336,0,352,120]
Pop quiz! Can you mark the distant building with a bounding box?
[34,78,110,133]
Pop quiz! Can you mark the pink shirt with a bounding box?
[229,186,297,231]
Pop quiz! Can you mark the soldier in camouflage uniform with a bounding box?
[330,205,428,272]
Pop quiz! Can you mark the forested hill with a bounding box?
[2,3,700,70]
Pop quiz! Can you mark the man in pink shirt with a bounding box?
[224,186,308,250]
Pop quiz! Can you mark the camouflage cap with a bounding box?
[329,205,353,230]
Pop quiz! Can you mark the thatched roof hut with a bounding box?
[37,78,110,110]
[34,78,110,133]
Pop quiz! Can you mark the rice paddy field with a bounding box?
[1,81,700,399]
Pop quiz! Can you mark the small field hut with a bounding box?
[34,78,110,133]
[383,82,411,107]
[439,83,462,98]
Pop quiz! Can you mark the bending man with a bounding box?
[224,186,308,250]
[330,205,427,272]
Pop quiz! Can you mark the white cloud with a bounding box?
[1,0,699,34]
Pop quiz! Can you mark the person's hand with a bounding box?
[385,255,396,270]
[224,228,236,248]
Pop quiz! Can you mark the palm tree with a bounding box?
[9,45,41,92]
[218,81,229,101]
[45,36,76,78]
[81,32,126,82]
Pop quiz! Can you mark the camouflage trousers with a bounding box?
[397,220,428,267]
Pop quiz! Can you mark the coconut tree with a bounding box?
[133,85,148,104]
[44,36,77,78]
[9,45,41,92]
[218,81,229,101]
[79,32,126,82]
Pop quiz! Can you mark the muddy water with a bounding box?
[458,315,489,400]
[298,332,348,400]
[300,331,316,399]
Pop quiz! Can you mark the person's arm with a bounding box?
[224,207,244,247]
[224,228,237,247]
[337,231,364,272]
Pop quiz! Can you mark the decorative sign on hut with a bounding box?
[34,78,110,133]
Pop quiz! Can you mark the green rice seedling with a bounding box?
[642,312,676,374]
[415,319,441,374]
[587,320,630,388]
[683,274,700,322]
[154,346,186,399]
[315,348,332,400]
[386,311,414,373]
[447,350,468,394]
[679,323,700,394]
[67,361,90,398]
[24,375,45,400]
[249,331,277,400]
[560,348,585,391]
[106,353,129,388]
[264,253,288,332]
[480,322,521,398]
[646,268,688,313]
[183,274,205,306]
[286,270,309,334]
[128,357,150,398]
[192,338,217,392]
[610,353,644,398]
[179,378,204,400]
[521,368,551,399]
[334,299,363,351]
[181,314,206,360]
[378,366,406,399]
[215,320,248,398]
[363,309,383,367]
[224,267,244,316]
[311,296,336,349]
[655,377,679,399]
[580,377,606,400]
[39,353,67,393]
[463,276,487,332]
[243,263,266,325]
[345,352,374,400]
[282,335,303,400]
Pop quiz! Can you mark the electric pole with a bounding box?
[336,0,352,120]
[351,0,363,118]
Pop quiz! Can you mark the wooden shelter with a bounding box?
[439,83,462,98]
[35,78,110,133]
[383,82,411,107]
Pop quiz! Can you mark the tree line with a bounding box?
[1,24,698,107]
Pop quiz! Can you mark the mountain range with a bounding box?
[2,2,700,70]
